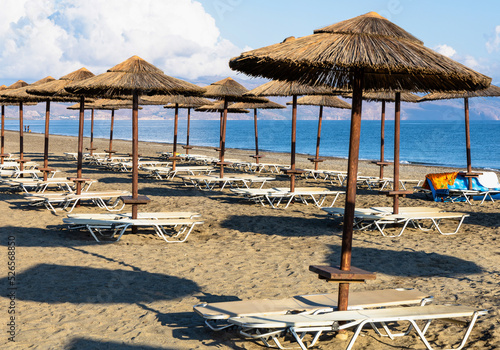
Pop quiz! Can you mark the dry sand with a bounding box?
[1,130,499,350]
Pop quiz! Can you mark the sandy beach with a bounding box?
[1,129,499,350]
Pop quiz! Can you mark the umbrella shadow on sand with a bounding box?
[0,263,200,304]
[324,244,483,277]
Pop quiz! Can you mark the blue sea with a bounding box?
[4,118,500,170]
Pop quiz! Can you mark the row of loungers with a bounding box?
[323,206,469,237]
[193,288,486,350]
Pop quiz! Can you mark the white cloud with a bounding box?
[433,44,456,58]
[486,25,500,53]
[0,0,243,83]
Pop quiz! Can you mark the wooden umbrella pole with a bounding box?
[314,105,323,171]
[172,103,179,170]
[338,69,363,312]
[379,100,386,179]
[219,111,223,150]
[131,91,139,220]
[220,99,228,178]
[89,108,95,155]
[19,102,24,172]
[43,100,50,181]
[76,96,85,195]
[1,105,5,164]
[253,108,260,164]
[290,95,297,192]
[464,97,473,190]
[393,92,401,214]
[186,107,191,155]
[108,109,115,152]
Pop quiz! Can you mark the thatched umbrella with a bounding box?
[419,84,500,189]
[286,95,351,170]
[230,11,491,312]
[202,77,263,178]
[140,95,210,169]
[245,79,339,191]
[26,68,96,183]
[0,80,31,170]
[163,96,212,155]
[64,55,204,221]
[230,100,286,164]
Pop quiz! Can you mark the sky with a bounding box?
[1,0,500,120]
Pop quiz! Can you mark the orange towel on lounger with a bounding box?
[422,172,459,190]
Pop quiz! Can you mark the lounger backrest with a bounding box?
[477,171,500,189]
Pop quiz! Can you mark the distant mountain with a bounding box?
[2,76,499,121]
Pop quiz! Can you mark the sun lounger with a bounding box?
[423,172,500,204]
[62,213,204,242]
[228,304,487,350]
[231,187,344,209]
[180,174,274,191]
[323,207,469,237]
[5,177,93,193]
[165,165,216,179]
[194,288,432,331]
[267,187,345,209]
[26,190,130,213]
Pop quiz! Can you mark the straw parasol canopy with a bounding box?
[245,79,339,97]
[229,11,493,312]
[346,91,421,103]
[64,55,205,221]
[231,100,286,163]
[195,100,249,113]
[286,95,351,170]
[0,76,55,102]
[419,84,500,181]
[229,12,491,92]
[289,95,351,108]
[64,55,204,98]
[139,94,210,106]
[26,68,96,101]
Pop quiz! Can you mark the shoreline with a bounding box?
[5,129,498,173]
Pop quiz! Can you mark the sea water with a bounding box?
[5,119,500,170]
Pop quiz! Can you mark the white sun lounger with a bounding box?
[322,207,469,237]
[5,177,93,193]
[183,174,275,190]
[26,190,130,213]
[231,187,344,209]
[228,305,487,350]
[194,288,432,331]
[268,187,345,209]
[62,214,204,242]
